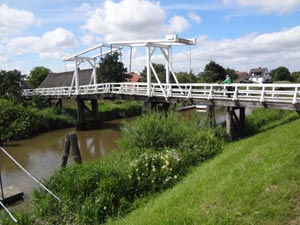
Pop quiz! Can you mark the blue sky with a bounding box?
[1,0,300,75]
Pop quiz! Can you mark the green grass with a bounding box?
[106,116,300,225]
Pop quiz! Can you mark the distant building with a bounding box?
[234,71,248,83]
[39,68,93,88]
[125,72,141,82]
[248,67,271,83]
[39,69,143,88]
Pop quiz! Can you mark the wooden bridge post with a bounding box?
[226,106,234,140]
[226,107,246,140]
[239,107,245,136]
[91,99,98,121]
[76,99,85,131]
[207,105,216,127]
[55,99,63,109]
[76,98,99,131]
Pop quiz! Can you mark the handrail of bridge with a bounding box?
[22,82,300,105]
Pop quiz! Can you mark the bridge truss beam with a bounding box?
[62,35,196,101]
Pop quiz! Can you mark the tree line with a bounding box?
[2,53,299,101]
[0,52,299,144]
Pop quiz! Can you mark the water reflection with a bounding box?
[0,108,249,200]
[0,118,130,197]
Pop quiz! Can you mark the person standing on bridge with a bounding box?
[224,74,232,97]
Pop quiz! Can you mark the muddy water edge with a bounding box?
[0,107,241,206]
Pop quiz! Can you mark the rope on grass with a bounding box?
[0,146,61,202]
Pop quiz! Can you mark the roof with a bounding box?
[249,67,269,76]
[234,71,249,83]
[39,68,93,88]
[125,72,141,82]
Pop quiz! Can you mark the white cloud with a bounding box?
[6,28,77,59]
[223,0,300,13]
[82,0,190,41]
[165,16,190,34]
[183,26,300,73]
[0,53,14,70]
[0,4,40,37]
[188,11,202,24]
[80,34,95,45]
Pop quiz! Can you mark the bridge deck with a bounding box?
[23,82,300,111]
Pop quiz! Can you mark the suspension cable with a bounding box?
[129,46,132,73]
[0,146,61,202]
[0,200,17,223]
[0,170,4,201]
[0,169,18,223]
[189,45,192,82]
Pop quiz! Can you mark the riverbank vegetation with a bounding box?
[0,98,143,144]
[2,108,299,225]
[106,110,300,225]
[3,108,299,224]
[1,111,226,224]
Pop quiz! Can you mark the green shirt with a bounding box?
[224,77,232,84]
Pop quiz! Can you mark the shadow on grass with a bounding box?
[243,113,300,139]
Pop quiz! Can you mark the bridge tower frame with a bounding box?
[63,35,196,100]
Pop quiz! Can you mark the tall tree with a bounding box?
[0,98,32,142]
[198,61,226,83]
[139,63,167,83]
[97,52,128,82]
[0,69,25,101]
[28,66,51,88]
[270,66,293,82]
[176,71,197,83]
[292,71,300,83]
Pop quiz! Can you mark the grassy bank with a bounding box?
[0,111,225,224]
[1,109,299,224]
[106,110,300,225]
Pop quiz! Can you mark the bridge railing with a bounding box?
[22,82,300,105]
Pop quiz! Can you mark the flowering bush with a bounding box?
[6,111,226,225]
[129,149,182,195]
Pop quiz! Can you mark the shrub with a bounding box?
[30,107,75,132]
[118,111,200,153]
[2,111,225,225]
[0,98,32,141]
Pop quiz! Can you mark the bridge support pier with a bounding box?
[145,101,170,112]
[47,98,62,109]
[226,106,245,140]
[206,105,216,127]
[76,98,99,131]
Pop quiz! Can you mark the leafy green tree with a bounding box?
[97,52,128,82]
[0,69,25,101]
[198,61,226,83]
[0,98,32,142]
[292,71,300,83]
[28,66,51,88]
[270,66,293,82]
[176,71,197,83]
[139,63,167,83]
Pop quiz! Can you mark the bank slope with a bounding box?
[107,119,300,225]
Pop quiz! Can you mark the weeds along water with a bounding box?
[1,110,226,224]
[2,109,297,224]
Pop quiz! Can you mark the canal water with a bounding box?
[0,108,235,202]
[0,118,134,201]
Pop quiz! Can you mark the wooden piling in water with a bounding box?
[61,132,82,168]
